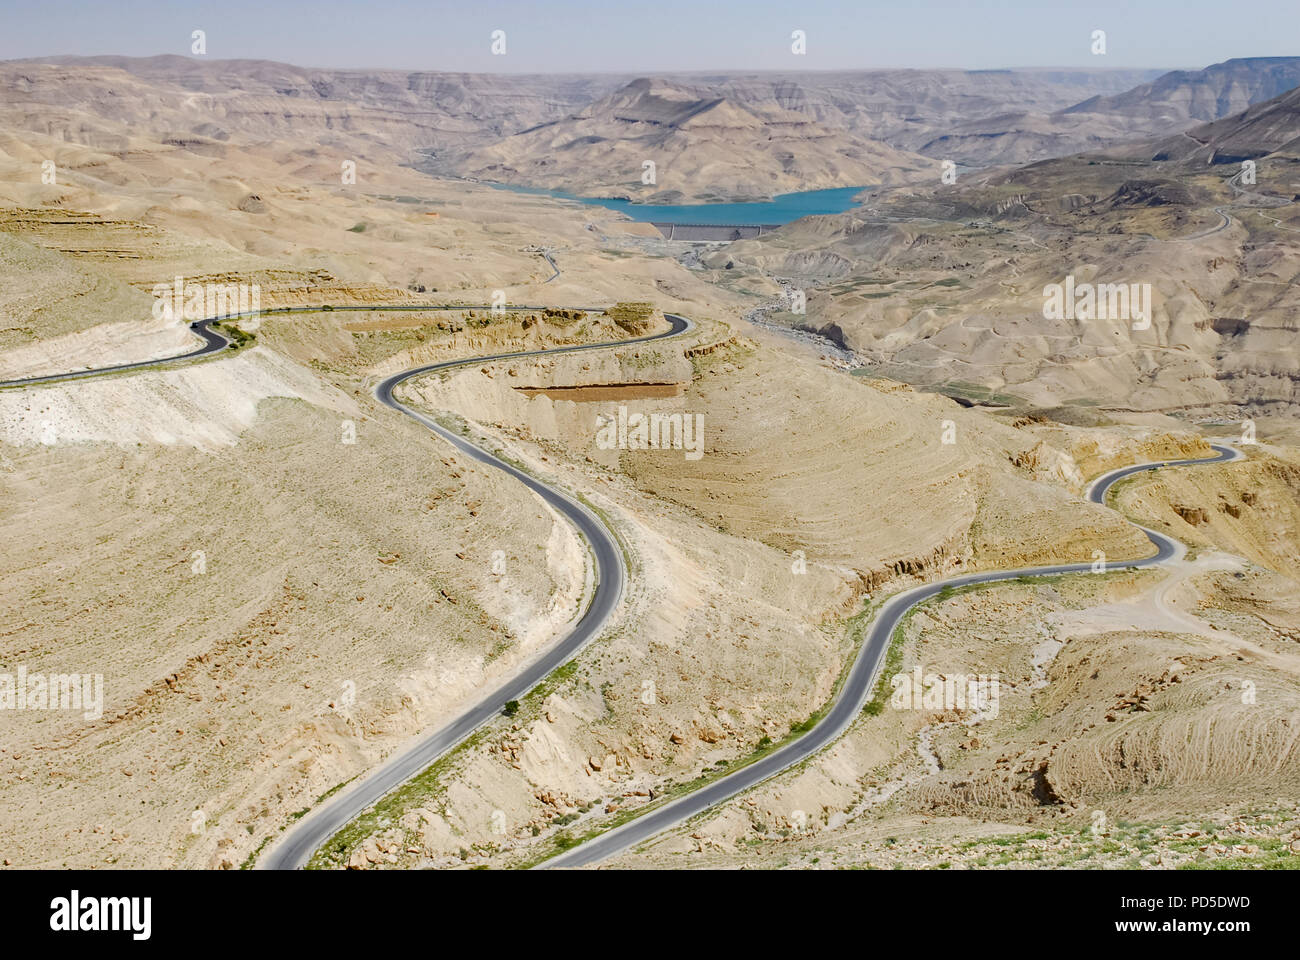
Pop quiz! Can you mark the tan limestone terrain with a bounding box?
[317,328,1244,869]
[601,503,1300,869]
[1113,442,1300,581]
[2,56,1176,184]
[455,78,938,202]
[0,91,748,866]
[712,144,1300,417]
[0,352,592,868]
[1,53,1298,874]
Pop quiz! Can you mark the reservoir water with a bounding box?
[482,182,869,225]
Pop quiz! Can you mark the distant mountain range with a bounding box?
[1151,82,1300,166]
[1065,57,1300,126]
[451,77,938,202]
[2,54,1299,200]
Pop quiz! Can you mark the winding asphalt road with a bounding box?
[0,303,689,869]
[542,443,1242,868]
[0,306,611,390]
[1,305,1243,871]
[261,311,693,869]
[0,319,231,388]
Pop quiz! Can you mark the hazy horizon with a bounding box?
[1,0,1296,74]
[0,52,1197,77]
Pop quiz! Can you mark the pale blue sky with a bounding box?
[1,0,1296,72]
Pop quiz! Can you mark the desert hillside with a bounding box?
[0,38,1297,880]
[456,77,939,201]
[11,55,1287,199]
[713,84,1300,419]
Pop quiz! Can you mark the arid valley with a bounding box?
[1,6,1298,917]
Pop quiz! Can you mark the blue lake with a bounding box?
[482,182,870,225]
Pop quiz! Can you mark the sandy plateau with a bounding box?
[0,55,1297,872]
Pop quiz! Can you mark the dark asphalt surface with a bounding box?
[0,319,232,388]
[262,313,692,869]
[3,305,1239,872]
[541,443,1241,868]
[0,305,612,389]
[0,302,689,870]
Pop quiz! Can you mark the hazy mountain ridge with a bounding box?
[0,56,1176,194]
[3,55,630,155]
[453,76,940,201]
[1151,84,1300,166]
[5,55,1297,199]
[1065,57,1300,125]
